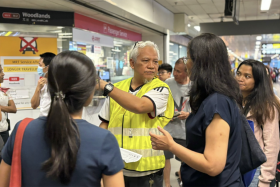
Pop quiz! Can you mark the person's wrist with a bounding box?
[168,139,176,152]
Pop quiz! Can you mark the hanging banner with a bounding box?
[0,7,74,26]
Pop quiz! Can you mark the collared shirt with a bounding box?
[0,90,12,132]
[39,84,51,117]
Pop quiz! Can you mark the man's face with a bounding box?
[173,63,188,84]
[38,58,48,73]
[130,46,159,82]
[158,70,171,81]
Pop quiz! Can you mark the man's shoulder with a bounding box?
[164,77,175,84]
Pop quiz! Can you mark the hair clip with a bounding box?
[55,91,65,100]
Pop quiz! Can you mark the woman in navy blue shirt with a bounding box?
[0,51,124,187]
[150,33,244,187]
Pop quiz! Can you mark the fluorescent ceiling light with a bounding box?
[261,0,272,11]
[4,31,12,36]
[194,26,200,32]
[58,36,72,38]
[58,33,72,36]
[114,41,123,44]
[169,43,174,46]
[114,44,122,47]
[52,30,62,33]
[179,46,182,48]
[12,32,20,36]
[256,41,261,45]
[188,24,191,27]
[57,26,64,29]
[256,36,262,40]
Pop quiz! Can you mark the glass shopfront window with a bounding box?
[169,42,187,67]
[70,38,135,83]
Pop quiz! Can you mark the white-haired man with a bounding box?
[98,41,174,187]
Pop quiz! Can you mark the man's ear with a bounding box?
[130,59,135,69]
[168,72,171,78]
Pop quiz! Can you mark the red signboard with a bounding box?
[9,77,20,81]
[74,13,141,42]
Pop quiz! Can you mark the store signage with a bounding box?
[0,7,74,26]
[3,75,25,87]
[74,13,142,41]
[94,46,102,54]
[72,28,114,48]
[261,43,280,55]
[0,36,57,56]
[261,56,271,63]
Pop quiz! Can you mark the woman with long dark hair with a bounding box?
[236,60,280,187]
[0,51,124,187]
[150,33,244,186]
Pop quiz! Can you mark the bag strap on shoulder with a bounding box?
[9,118,33,187]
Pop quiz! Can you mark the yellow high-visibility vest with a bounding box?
[109,78,174,172]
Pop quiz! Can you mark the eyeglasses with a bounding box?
[132,41,157,50]
[158,71,168,75]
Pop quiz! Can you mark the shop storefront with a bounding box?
[0,7,145,130]
[73,13,142,83]
[169,35,191,67]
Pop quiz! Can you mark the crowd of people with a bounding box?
[0,33,279,187]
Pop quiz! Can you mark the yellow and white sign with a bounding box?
[4,59,39,65]
[0,36,57,56]
[0,36,57,109]
[4,66,38,73]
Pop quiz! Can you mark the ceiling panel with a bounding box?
[214,3,225,13]
[209,13,224,18]
[187,4,206,14]
[245,16,258,20]
[166,0,185,6]
[156,0,179,12]
[243,1,258,14]
[197,14,210,19]
[212,0,224,3]
[182,0,198,5]
[197,0,212,4]
[174,5,192,14]
[268,14,279,19]
[201,18,213,22]
[200,4,219,13]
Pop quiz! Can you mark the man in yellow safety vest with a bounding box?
[98,41,174,187]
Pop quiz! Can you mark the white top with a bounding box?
[98,84,169,177]
[39,84,51,117]
[0,90,12,132]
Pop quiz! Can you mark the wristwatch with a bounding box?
[103,83,114,96]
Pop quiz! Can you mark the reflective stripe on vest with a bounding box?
[109,78,174,172]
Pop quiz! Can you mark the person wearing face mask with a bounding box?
[31,52,56,116]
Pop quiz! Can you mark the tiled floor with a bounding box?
[165,82,280,187]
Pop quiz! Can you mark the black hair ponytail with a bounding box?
[42,51,96,184]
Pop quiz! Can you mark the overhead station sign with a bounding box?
[261,43,280,55]
[0,7,74,26]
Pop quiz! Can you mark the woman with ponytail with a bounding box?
[0,51,124,187]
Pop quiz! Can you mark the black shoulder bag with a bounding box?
[239,109,267,174]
